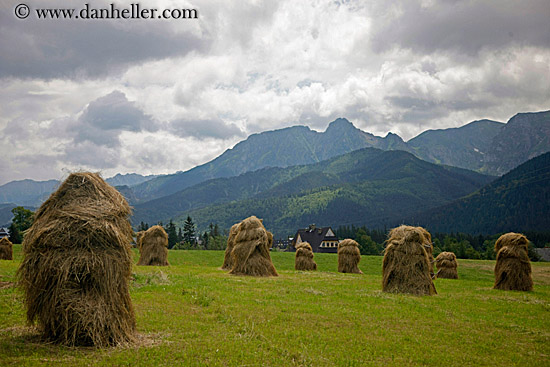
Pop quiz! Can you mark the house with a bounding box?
[273,239,291,251]
[0,228,9,239]
[535,248,550,262]
[290,224,339,253]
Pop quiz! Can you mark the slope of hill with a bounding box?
[0,203,17,227]
[132,148,494,236]
[105,173,160,187]
[0,173,158,207]
[129,118,413,203]
[482,110,550,175]
[414,152,550,234]
[0,179,58,207]
[408,119,504,170]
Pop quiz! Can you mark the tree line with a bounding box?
[335,225,548,261]
[137,216,228,250]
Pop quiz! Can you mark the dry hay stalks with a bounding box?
[17,172,136,347]
[135,231,145,250]
[295,242,317,271]
[229,216,278,277]
[137,225,169,266]
[338,239,362,274]
[0,237,13,260]
[382,225,437,295]
[435,251,458,279]
[221,223,239,270]
[494,232,533,291]
[418,227,435,277]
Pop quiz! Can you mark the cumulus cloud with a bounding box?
[70,90,158,147]
[1,0,549,184]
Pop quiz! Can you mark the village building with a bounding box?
[290,224,339,253]
[0,228,9,239]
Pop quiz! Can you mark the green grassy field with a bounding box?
[1,245,549,366]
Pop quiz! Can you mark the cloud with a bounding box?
[1,0,549,184]
[170,118,244,139]
[68,90,158,147]
[0,0,207,79]
[370,0,550,56]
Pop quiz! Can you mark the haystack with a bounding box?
[221,223,239,270]
[435,251,458,279]
[17,172,136,346]
[494,233,533,291]
[137,225,169,266]
[229,216,278,276]
[0,237,13,260]
[382,225,436,295]
[295,242,317,271]
[135,231,145,249]
[418,227,435,277]
[338,239,362,274]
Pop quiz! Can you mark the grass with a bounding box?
[1,245,549,366]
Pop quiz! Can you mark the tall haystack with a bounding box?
[295,242,317,271]
[435,251,458,279]
[382,225,436,295]
[338,239,362,274]
[137,225,169,266]
[494,233,533,291]
[221,223,239,270]
[17,172,136,346]
[229,216,278,277]
[0,237,13,260]
[135,231,145,249]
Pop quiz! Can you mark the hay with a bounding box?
[17,172,136,346]
[494,233,533,291]
[137,225,169,266]
[135,231,145,249]
[229,216,278,277]
[418,227,435,277]
[338,239,362,274]
[221,223,239,270]
[435,251,458,279]
[267,231,274,249]
[0,237,13,260]
[295,242,317,271]
[382,225,437,295]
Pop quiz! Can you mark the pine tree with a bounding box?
[177,228,183,243]
[183,216,196,245]
[165,220,178,249]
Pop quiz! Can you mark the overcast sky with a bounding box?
[1,0,549,185]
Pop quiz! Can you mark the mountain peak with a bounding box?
[326,118,355,131]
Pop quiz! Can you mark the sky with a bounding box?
[1,0,549,185]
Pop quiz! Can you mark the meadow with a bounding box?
[1,245,549,366]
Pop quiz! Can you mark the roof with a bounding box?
[535,248,550,262]
[0,228,9,237]
[291,225,338,253]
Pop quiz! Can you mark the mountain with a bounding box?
[408,119,504,170]
[0,173,158,207]
[413,152,550,234]
[105,173,160,187]
[132,148,494,236]
[128,118,413,203]
[0,179,59,207]
[482,110,550,175]
[0,203,17,227]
